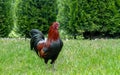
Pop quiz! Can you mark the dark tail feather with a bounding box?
[29,29,45,55]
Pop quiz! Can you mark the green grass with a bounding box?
[0,38,120,75]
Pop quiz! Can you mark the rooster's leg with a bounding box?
[46,64,49,70]
[51,59,56,71]
[52,62,55,71]
[44,59,49,69]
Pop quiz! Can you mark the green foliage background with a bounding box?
[17,0,58,37]
[0,0,120,39]
[57,0,120,39]
[0,0,13,37]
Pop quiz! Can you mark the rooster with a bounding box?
[29,22,63,69]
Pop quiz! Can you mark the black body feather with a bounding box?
[43,39,63,64]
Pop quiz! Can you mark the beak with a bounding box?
[56,22,60,29]
[57,23,60,29]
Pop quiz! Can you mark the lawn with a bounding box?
[0,38,120,75]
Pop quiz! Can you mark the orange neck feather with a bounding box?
[48,26,59,41]
[46,24,60,47]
